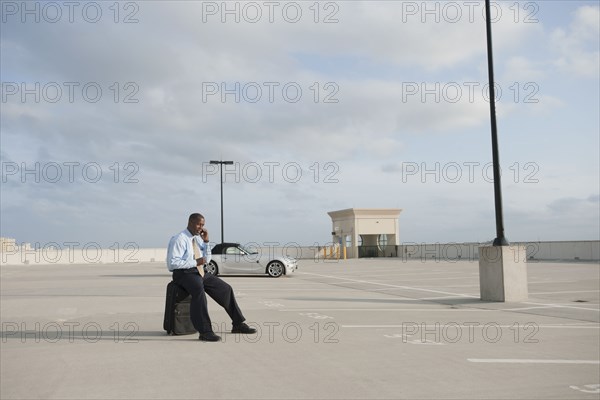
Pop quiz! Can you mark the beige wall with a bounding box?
[1,241,598,265]
[356,219,397,236]
[1,247,167,265]
[399,241,600,262]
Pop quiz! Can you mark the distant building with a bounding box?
[0,237,32,253]
[0,237,17,253]
[328,208,402,258]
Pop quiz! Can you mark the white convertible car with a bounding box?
[206,243,298,277]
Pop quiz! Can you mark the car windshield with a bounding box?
[238,245,259,255]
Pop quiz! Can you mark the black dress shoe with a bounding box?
[231,322,257,334]
[199,332,221,342]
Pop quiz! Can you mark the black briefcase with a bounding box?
[163,281,196,335]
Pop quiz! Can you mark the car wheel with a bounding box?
[267,261,284,278]
[206,261,219,276]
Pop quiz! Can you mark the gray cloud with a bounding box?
[1,2,598,247]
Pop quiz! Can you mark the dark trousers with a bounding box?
[172,268,245,333]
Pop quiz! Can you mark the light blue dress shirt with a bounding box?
[166,229,211,271]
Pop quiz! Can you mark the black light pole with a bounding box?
[484,0,508,246]
[209,160,234,244]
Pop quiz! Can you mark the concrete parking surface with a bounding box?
[1,259,599,399]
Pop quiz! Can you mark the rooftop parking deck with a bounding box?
[1,259,599,399]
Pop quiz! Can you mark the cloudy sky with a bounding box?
[1,0,599,249]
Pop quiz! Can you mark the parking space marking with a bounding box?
[521,301,600,312]
[233,288,350,291]
[299,312,334,320]
[342,324,599,329]
[529,290,600,295]
[450,280,582,288]
[297,271,477,298]
[279,308,491,312]
[258,300,285,308]
[418,295,477,300]
[502,305,570,311]
[381,276,479,282]
[570,384,600,394]
[336,271,469,278]
[506,304,599,312]
[383,333,445,345]
[468,359,600,364]
[298,272,600,314]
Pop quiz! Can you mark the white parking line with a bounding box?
[450,280,582,288]
[468,359,600,364]
[298,272,600,313]
[372,276,478,282]
[521,301,600,312]
[529,290,600,295]
[279,308,491,312]
[419,296,479,300]
[502,306,568,311]
[231,288,351,291]
[340,271,470,278]
[342,324,599,329]
[298,271,478,298]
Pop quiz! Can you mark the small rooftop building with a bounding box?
[327,208,402,258]
[0,237,17,253]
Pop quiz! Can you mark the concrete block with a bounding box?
[479,245,528,302]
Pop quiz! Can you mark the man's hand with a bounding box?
[200,228,209,243]
[196,258,204,278]
[195,258,205,277]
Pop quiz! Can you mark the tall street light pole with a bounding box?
[209,160,234,244]
[479,1,527,304]
[484,0,508,246]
